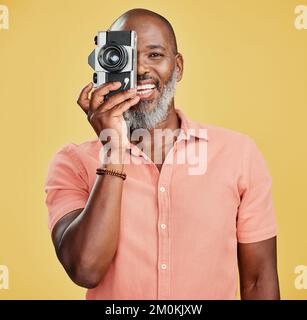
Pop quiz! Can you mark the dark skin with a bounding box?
[51,9,280,299]
[238,237,280,299]
[109,11,184,171]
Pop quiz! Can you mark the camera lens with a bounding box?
[98,44,128,72]
[105,50,120,64]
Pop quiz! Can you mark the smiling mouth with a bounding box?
[136,83,157,99]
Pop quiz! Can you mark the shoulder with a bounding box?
[197,123,272,183]
[48,138,100,172]
[53,138,100,159]
[191,118,255,149]
[207,124,249,141]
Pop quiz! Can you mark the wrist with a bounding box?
[99,145,127,167]
[103,162,125,171]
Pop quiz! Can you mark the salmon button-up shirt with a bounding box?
[44,108,277,300]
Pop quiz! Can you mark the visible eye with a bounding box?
[149,52,164,58]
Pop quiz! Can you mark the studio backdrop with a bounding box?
[0,0,306,299]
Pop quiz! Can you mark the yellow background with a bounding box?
[0,0,306,299]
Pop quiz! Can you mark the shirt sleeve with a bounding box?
[44,144,89,233]
[236,137,277,243]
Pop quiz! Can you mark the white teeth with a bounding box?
[137,84,156,90]
[137,89,153,95]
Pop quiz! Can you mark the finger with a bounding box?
[90,81,122,111]
[77,82,93,113]
[112,95,140,116]
[98,88,137,112]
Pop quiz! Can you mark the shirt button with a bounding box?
[159,186,166,193]
[160,224,166,230]
[161,264,167,270]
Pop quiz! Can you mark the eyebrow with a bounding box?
[145,44,166,51]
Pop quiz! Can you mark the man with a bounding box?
[44,8,280,299]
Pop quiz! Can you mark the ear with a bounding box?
[175,53,184,82]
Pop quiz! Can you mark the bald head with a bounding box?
[109,8,178,55]
[106,9,184,130]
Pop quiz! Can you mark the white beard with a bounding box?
[123,68,177,131]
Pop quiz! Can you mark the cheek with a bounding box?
[154,61,174,85]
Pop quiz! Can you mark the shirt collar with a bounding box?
[175,108,209,142]
[127,108,209,157]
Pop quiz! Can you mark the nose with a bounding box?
[137,55,150,76]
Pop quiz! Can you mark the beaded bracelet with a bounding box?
[96,167,127,180]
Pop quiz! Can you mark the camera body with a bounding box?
[88,30,137,97]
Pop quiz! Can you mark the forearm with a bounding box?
[240,274,280,300]
[238,237,280,300]
[58,162,125,288]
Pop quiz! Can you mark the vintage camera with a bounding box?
[88,30,137,98]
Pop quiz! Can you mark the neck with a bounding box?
[148,105,180,135]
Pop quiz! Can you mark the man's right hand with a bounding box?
[77,82,140,151]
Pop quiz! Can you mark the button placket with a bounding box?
[157,165,173,300]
